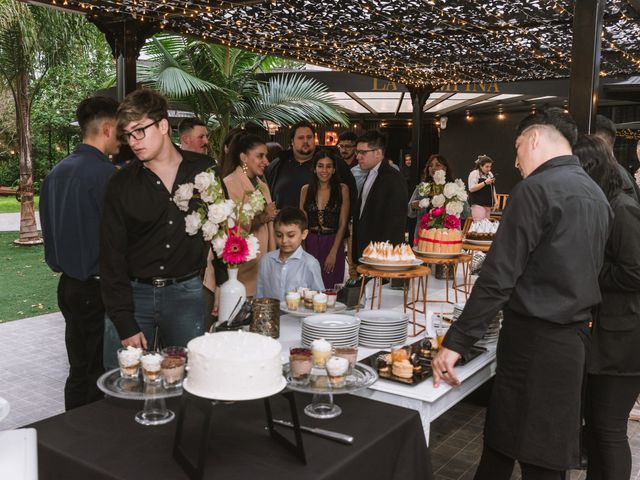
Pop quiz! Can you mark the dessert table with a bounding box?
[29,394,432,480]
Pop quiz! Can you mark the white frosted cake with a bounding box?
[185,331,285,400]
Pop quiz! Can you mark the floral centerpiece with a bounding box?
[414,170,468,254]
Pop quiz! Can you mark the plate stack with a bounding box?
[356,310,409,348]
[301,314,360,347]
[451,303,502,347]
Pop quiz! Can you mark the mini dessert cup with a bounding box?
[285,291,301,311]
[311,338,332,367]
[117,346,143,379]
[324,289,337,308]
[304,290,317,309]
[334,346,358,375]
[141,352,163,384]
[435,327,449,350]
[313,293,328,313]
[160,346,187,389]
[326,356,349,388]
[289,347,313,385]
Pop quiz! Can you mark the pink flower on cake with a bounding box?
[222,234,249,265]
[431,207,445,217]
[444,215,461,229]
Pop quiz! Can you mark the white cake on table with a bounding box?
[185,331,286,400]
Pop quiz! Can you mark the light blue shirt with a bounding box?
[352,161,399,195]
[255,246,325,302]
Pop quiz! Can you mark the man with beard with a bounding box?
[266,121,357,212]
[337,131,358,168]
[432,109,612,479]
[100,89,212,367]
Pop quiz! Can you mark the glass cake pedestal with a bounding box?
[284,363,378,419]
[97,368,183,426]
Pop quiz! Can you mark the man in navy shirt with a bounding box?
[40,96,120,410]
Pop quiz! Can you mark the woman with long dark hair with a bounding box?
[222,133,277,295]
[575,134,640,480]
[300,150,349,289]
[468,155,497,221]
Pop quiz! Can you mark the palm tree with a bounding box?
[0,0,87,244]
[138,34,349,157]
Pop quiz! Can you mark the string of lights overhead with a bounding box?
[30,0,640,87]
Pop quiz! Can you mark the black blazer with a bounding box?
[590,191,640,375]
[352,161,408,262]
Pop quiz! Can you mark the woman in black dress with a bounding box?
[575,134,640,480]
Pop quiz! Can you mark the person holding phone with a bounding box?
[468,155,498,221]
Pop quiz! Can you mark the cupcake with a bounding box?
[285,291,301,311]
[313,293,328,313]
[326,356,349,387]
[311,338,332,366]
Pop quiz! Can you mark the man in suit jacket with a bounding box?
[352,130,408,262]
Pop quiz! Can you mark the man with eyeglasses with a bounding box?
[337,131,358,168]
[352,130,408,263]
[100,89,212,367]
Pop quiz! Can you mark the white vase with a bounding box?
[217,268,246,325]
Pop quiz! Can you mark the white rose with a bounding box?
[433,170,446,185]
[457,190,468,202]
[184,211,202,236]
[207,203,228,224]
[246,234,260,261]
[201,220,219,241]
[200,188,216,204]
[454,178,465,190]
[194,171,216,192]
[418,198,430,209]
[173,183,194,212]
[446,201,464,216]
[431,194,445,208]
[443,183,458,199]
[212,234,227,256]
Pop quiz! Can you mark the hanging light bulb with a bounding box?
[497,106,505,120]
[465,110,472,121]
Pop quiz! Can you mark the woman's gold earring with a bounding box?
[241,162,249,175]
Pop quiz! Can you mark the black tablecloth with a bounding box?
[30,393,432,480]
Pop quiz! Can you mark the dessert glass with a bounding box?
[324,289,337,308]
[304,290,317,309]
[141,352,163,384]
[286,291,301,311]
[311,338,332,367]
[435,327,449,350]
[313,293,328,313]
[326,356,349,388]
[117,346,142,379]
[334,346,358,375]
[160,346,187,389]
[289,347,313,385]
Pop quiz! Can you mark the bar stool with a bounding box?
[413,253,473,307]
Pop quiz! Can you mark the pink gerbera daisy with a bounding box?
[222,234,249,265]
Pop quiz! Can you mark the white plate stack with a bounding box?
[453,303,502,347]
[356,310,409,348]
[301,314,360,348]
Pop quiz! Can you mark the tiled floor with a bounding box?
[2,288,640,479]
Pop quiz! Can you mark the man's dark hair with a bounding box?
[178,117,207,136]
[76,96,119,137]
[574,133,622,201]
[338,131,358,143]
[117,89,169,133]
[289,121,316,143]
[274,206,308,231]
[357,130,387,154]
[516,107,578,147]
[595,114,617,148]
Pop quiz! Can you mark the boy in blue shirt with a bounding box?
[256,207,325,301]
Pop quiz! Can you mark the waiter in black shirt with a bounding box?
[101,90,211,366]
[433,109,612,479]
[40,96,120,410]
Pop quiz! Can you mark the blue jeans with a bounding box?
[104,276,206,369]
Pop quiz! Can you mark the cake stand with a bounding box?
[97,369,183,426]
[284,363,378,419]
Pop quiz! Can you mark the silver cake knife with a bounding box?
[272,419,354,445]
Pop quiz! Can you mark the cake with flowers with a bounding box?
[415,228,463,254]
[465,219,500,241]
[185,331,285,400]
[362,241,416,264]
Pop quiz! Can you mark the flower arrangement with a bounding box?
[416,170,468,232]
[173,169,265,266]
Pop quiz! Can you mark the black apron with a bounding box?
[469,174,493,207]
[484,309,589,470]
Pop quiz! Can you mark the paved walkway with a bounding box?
[0,212,40,232]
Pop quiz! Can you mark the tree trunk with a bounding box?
[15,71,41,246]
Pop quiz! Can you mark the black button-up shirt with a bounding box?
[40,144,116,281]
[100,149,212,339]
[444,155,613,354]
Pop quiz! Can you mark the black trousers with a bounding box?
[585,374,640,480]
[57,274,105,410]
[474,444,566,480]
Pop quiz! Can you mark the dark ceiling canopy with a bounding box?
[26,0,640,86]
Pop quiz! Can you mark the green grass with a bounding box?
[0,196,39,213]
[0,231,60,323]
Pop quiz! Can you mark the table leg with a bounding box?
[370,277,376,310]
[377,277,383,309]
[452,262,459,304]
[356,274,366,313]
[403,280,408,314]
